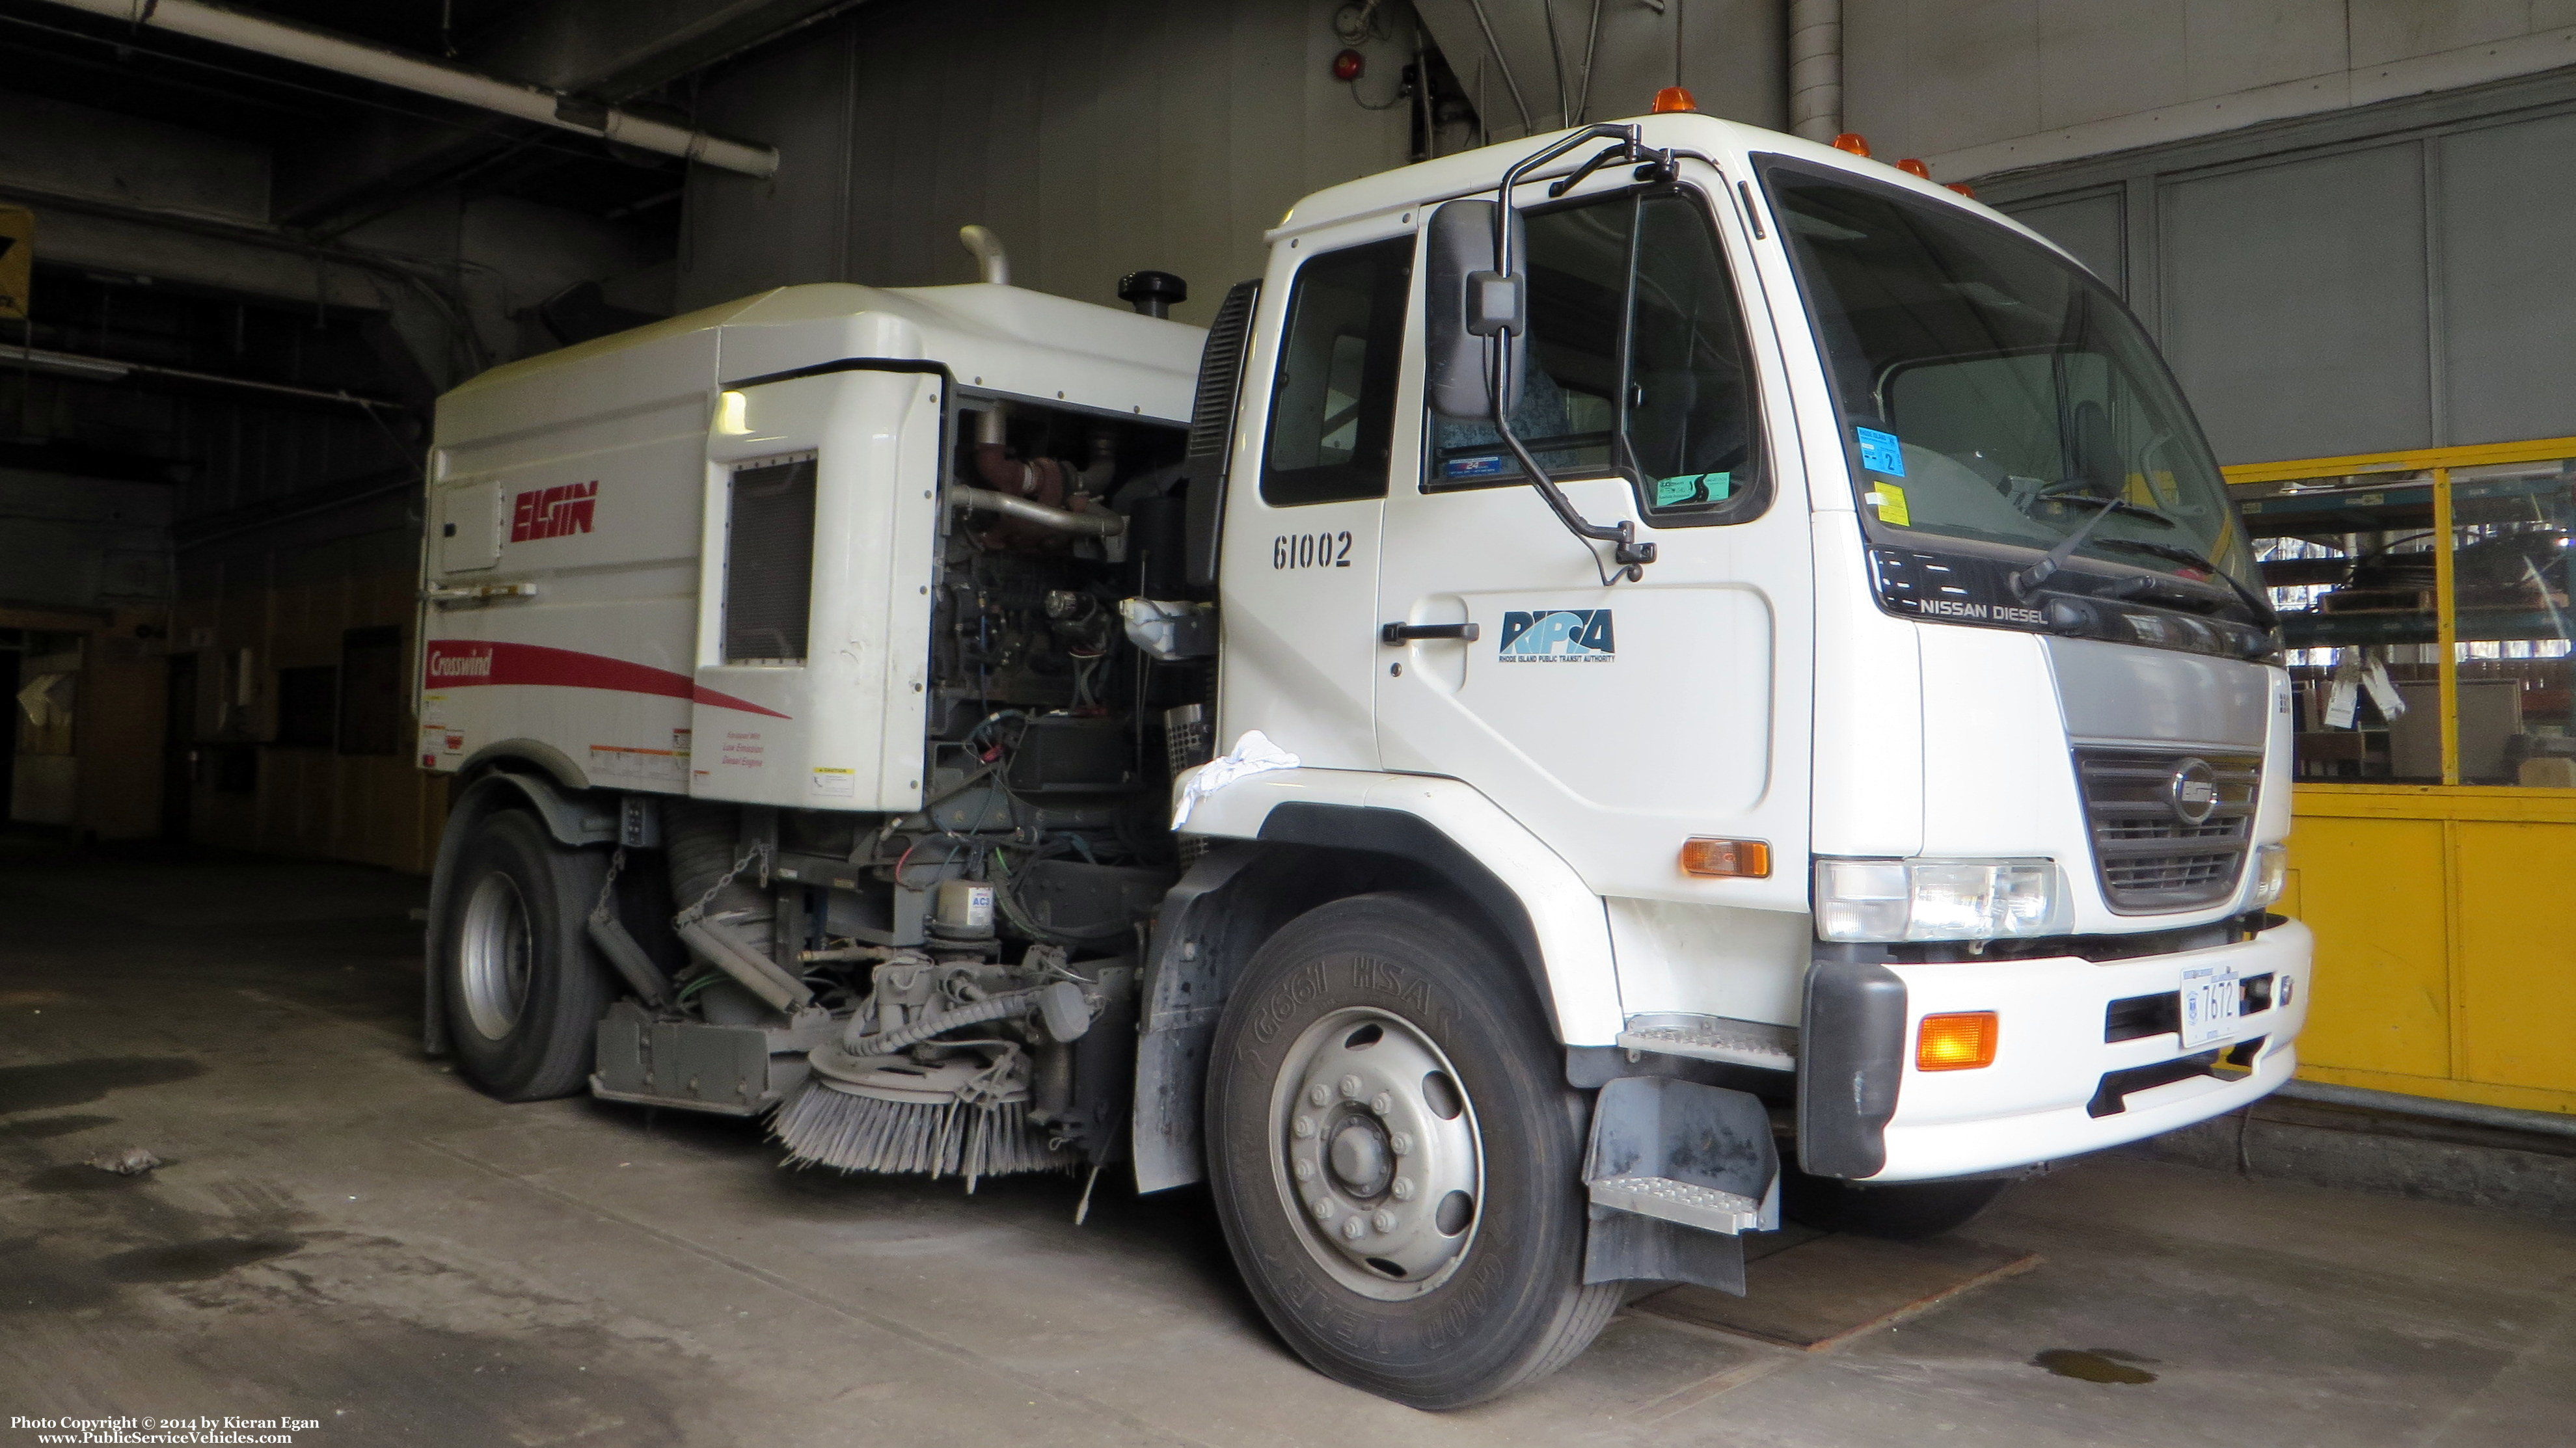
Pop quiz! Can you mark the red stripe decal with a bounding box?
[423,640,792,719]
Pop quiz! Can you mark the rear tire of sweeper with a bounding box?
[437,807,613,1103]
[1204,892,1618,1410]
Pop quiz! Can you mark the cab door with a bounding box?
[1213,227,1415,770]
[1374,169,1813,909]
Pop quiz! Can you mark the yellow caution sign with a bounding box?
[0,206,28,321]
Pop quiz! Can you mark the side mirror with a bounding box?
[1426,200,1527,421]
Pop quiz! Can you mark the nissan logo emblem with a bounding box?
[2168,757,2220,825]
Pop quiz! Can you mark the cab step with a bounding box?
[1616,1012,1798,1072]
[1586,1173,1765,1233]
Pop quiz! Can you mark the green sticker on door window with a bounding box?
[1655,472,1731,507]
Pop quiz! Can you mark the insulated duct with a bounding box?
[34,0,778,178]
[1788,0,1843,144]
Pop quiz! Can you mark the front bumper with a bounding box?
[1862,917,2311,1182]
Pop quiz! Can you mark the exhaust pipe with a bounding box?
[951,486,1126,537]
[958,224,1010,285]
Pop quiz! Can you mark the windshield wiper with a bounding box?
[2091,537,2279,626]
[2011,492,2176,597]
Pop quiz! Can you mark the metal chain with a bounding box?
[587,846,626,926]
[673,839,771,928]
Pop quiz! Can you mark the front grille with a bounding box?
[2074,749,2261,913]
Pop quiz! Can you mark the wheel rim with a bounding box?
[1266,1006,1484,1301]
[457,870,533,1041]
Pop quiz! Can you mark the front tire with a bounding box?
[1204,893,1616,1409]
[437,808,612,1102]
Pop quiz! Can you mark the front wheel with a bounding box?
[436,807,612,1102]
[1204,893,1617,1409]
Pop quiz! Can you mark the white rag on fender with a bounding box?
[1171,731,1300,829]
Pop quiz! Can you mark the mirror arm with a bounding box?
[1487,124,1662,582]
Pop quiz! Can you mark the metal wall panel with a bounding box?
[2000,189,2124,294]
[677,0,1417,328]
[2159,144,2432,464]
[2437,110,2576,446]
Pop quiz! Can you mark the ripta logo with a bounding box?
[1497,608,1615,663]
[509,481,597,542]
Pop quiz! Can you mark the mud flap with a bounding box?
[1580,1076,1780,1293]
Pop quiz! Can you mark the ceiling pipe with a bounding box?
[33,0,779,178]
[1788,0,1843,144]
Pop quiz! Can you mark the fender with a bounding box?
[1132,768,1622,1193]
[1182,767,1621,1041]
[420,766,618,1055]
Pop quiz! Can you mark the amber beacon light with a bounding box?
[1681,837,1770,879]
[1651,86,1699,114]
[1916,1012,2000,1071]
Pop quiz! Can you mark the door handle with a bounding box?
[1380,622,1480,645]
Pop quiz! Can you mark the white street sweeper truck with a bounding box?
[416,104,2311,1407]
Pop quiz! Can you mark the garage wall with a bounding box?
[1843,0,2576,181]
[678,0,1426,327]
[1979,69,2576,465]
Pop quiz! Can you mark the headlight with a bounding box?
[2249,843,2288,907]
[1813,858,2066,943]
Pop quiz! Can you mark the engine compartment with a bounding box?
[590,397,1203,1182]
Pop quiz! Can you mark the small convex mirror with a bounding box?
[1426,200,1527,420]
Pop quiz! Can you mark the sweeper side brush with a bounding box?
[772,1045,1077,1187]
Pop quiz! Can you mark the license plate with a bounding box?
[2178,965,2240,1050]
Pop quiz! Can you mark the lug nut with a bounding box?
[1339,1074,1364,1100]
[1391,1176,1415,1201]
[1340,1218,1366,1240]
[1372,1211,1397,1233]
[1389,1132,1413,1156]
[1312,1198,1335,1221]
[1370,1092,1393,1115]
[1293,1116,1315,1139]
[1307,1083,1331,1107]
[1293,1159,1315,1181]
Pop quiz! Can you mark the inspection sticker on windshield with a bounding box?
[1867,481,1911,526]
[2178,964,2240,1051]
[1856,426,1906,476]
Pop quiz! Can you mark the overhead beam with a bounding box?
[31,0,779,176]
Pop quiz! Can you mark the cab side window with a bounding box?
[1430,191,1767,524]
[1261,235,1414,507]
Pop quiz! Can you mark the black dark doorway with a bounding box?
[161,651,195,843]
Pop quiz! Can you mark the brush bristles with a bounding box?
[772,1081,1076,1188]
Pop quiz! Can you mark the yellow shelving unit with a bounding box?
[2229,438,2576,1118]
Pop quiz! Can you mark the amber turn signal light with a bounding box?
[1916,1012,1999,1071]
[1681,837,1769,879]
[1651,85,1699,114]
[1946,181,1978,198]
[1832,132,1871,156]
[1896,157,1931,178]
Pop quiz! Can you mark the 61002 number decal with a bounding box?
[1273,531,1352,569]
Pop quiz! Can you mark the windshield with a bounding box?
[1761,159,2256,602]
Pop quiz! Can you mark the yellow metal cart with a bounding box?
[2230,438,2576,1119]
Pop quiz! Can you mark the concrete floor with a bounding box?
[4,846,2573,1447]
